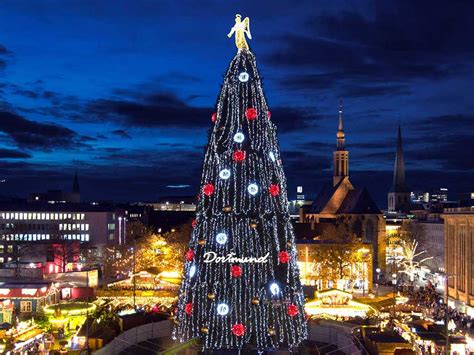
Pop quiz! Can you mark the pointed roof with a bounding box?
[72,171,80,194]
[337,188,381,214]
[336,101,345,150]
[390,125,410,193]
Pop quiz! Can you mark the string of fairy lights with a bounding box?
[172,49,307,350]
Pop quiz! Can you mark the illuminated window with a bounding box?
[81,214,85,220]
[14,213,18,220]
[0,245,3,253]
[20,301,32,312]
[85,234,89,241]
[0,257,3,263]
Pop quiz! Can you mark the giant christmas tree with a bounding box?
[173,15,307,351]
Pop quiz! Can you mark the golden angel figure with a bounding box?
[227,14,252,50]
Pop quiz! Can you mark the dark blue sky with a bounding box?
[0,0,473,206]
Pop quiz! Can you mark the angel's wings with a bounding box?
[243,17,252,39]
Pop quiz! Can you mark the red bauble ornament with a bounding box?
[231,265,242,278]
[279,251,290,263]
[231,323,246,336]
[203,183,215,196]
[245,108,258,120]
[287,304,299,317]
[184,303,193,315]
[267,110,272,120]
[191,219,197,228]
[211,112,217,123]
[233,150,246,162]
[185,249,194,261]
[269,184,280,196]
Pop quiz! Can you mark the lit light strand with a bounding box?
[173,49,307,350]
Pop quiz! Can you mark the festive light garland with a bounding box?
[173,49,307,351]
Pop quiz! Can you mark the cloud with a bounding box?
[86,89,317,133]
[267,2,474,96]
[0,111,85,150]
[0,148,31,159]
[0,44,12,71]
[340,84,412,98]
[112,129,131,139]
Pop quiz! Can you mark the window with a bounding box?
[20,301,32,312]
[7,245,13,253]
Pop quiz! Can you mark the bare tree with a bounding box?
[388,222,432,282]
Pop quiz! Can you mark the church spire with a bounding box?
[391,124,409,192]
[388,124,411,212]
[72,170,80,194]
[333,101,349,186]
[336,101,345,150]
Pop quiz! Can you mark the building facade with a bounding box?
[442,207,474,315]
[0,203,119,273]
[297,240,373,293]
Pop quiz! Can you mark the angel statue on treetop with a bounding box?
[227,14,252,50]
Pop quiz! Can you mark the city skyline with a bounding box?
[0,1,473,206]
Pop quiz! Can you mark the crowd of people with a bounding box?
[404,282,474,333]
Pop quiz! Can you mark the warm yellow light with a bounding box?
[159,271,181,279]
[227,14,252,50]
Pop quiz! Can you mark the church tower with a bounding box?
[388,125,411,212]
[333,104,349,186]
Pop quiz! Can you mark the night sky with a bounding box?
[0,1,473,206]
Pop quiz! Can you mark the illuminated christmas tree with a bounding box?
[173,15,307,351]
